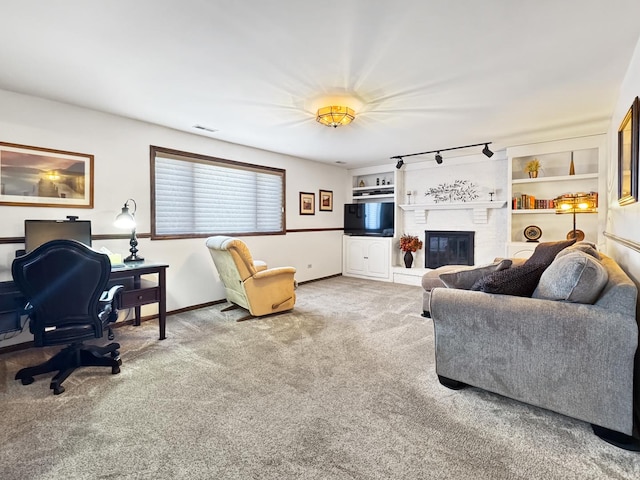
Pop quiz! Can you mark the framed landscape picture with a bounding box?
[0,142,94,208]
[319,189,333,211]
[299,191,315,215]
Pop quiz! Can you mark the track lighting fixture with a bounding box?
[391,141,493,166]
[482,143,494,158]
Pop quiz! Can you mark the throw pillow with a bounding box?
[525,239,576,269]
[471,262,548,297]
[533,250,608,304]
[555,241,600,260]
[439,259,512,289]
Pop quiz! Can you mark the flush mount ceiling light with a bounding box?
[316,106,356,128]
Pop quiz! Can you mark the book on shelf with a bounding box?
[512,194,555,210]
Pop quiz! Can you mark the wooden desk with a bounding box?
[0,261,169,341]
[109,262,169,340]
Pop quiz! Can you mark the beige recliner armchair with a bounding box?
[205,236,296,319]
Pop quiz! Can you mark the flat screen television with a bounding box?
[24,219,92,253]
[344,202,394,236]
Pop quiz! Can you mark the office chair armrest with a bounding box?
[22,302,34,316]
[98,285,125,325]
[100,285,125,304]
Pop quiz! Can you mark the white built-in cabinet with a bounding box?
[506,135,606,258]
[342,236,391,280]
[343,166,401,281]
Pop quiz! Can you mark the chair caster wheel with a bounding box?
[52,385,65,395]
[112,366,121,374]
[20,376,35,385]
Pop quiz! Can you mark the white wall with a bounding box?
[397,151,508,268]
[0,89,348,345]
[605,35,640,283]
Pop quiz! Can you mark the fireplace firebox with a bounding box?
[424,230,475,269]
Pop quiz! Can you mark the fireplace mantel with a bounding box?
[398,201,507,224]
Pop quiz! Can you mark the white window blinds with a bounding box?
[152,147,285,238]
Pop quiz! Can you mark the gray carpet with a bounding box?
[0,276,638,479]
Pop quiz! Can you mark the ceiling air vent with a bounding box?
[192,125,218,133]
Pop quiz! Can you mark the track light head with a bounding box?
[435,152,443,164]
[482,144,494,158]
[395,158,404,169]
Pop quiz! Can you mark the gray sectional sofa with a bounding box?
[427,241,639,449]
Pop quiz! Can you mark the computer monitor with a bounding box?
[24,219,92,253]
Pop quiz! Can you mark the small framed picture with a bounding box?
[0,142,94,208]
[319,189,333,211]
[299,191,315,215]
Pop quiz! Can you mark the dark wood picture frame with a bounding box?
[319,189,333,211]
[0,141,94,208]
[618,96,639,206]
[299,191,315,215]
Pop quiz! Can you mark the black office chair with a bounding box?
[12,239,124,395]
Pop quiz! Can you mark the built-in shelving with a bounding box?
[352,172,395,202]
[512,172,598,184]
[506,135,606,257]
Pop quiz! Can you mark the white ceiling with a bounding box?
[1,1,640,168]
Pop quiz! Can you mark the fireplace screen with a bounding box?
[424,230,475,269]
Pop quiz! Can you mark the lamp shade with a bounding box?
[554,193,598,214]
[316,106,355,128]
[114,204,136,229]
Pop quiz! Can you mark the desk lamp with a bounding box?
[114,198,144,262]
[554,192,597,241]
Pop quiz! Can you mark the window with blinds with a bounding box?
[151,146,285,239]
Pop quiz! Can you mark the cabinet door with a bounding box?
[345,238,367,275]
[365,240,390,278]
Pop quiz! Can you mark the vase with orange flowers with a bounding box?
[399,234,423,268]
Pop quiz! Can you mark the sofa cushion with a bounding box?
[525,239,576,269]
[471,262,547,297]
[533,250,608,304]
[555,241,600,260]
[439,259,512,289]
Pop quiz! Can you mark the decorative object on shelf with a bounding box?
[399,234,423,268]
[376,178,380,185]
[569,152,575,175]
[489,190,495,202]
[554,192,598,242]
[358,179,365,187]
[407,190,412,204]
[525,158,541,178]
[0,141,94,208]
[319,189,333,211]
[114,198,144,262]
[299,191,315,215]
[424,180,479,203]
[617,96,639,206]
[403,251,414,268]
[523,225,542,243]
[316,105,355,128]
[390,141,493,167]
